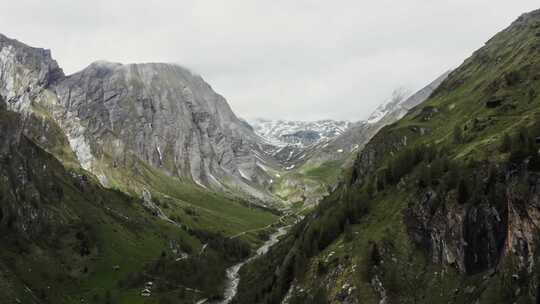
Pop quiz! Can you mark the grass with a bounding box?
[300,160,344,185]
[94,153,278,245]
[270,159,346,208]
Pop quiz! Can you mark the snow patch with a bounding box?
[256,162,269,172]
[193,178,207,189]
[248,118,351,148]
[287,150,294,161]
[239,169,251,181]
[156,145,163,164]
[367,109,388,124]
[208,173,222,187]
[97,174,109,187]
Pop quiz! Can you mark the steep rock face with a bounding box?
[0,110,70,239]
[0,34,64,112]
[406,164,540,275]
[52,62,271,197]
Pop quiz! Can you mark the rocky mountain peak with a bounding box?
[0,33,277,204]
[0,33,64,111]
[51,60,274,200]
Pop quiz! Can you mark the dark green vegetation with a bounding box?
[235,9,540,304]
[0,108,277,303]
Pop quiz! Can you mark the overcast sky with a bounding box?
[2,1,539,121]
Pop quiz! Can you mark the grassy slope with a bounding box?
[95,153,278,245]
[235,9,540,304]
[306,8,540,302]
[271,158,349,210]
[0,107,277,304]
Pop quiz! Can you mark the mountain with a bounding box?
[234,8,540,304]
[51,61,279,202]
[365,88,411,124]
[330,72,451,164]
[0,34,64,113]
[0,33,282,303]
[249,118,351,147]
[268,72,450,207]
[1,31,281,204]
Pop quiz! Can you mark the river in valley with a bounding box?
[216,225,291,304]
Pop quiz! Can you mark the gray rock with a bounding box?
[0,33,278,204]
[0,33,64,112]
[51,61,279,203]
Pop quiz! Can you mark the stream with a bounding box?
[216,225,291,304]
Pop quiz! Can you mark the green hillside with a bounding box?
[234,8,540,304]
[0,108,277,304]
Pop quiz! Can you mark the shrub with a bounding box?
[500,133,512,152]
[453,125,463,144]
[457,179,469,204]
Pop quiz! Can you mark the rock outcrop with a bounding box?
[0,109,70,239]
[406,163,540,275]
[0,33,64,112]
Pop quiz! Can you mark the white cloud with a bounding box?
[1,1,538,120]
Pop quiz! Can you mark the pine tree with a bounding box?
[344,219,353,242]
[419,164,431,188]
[317,260,327,275]
[500,133,512,152]
[312,288,329,304]
[453,125,463,144]
[528,88,537,103]
[366,178,375,198]
[294,251,307,277]
[446,165,460,189]
[457,179,469,204]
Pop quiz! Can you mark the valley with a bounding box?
[1,6,540,304]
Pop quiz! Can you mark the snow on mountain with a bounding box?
[366,88,411,124]
[365,72,452,125]
[247,71,452,168]
[248,118,351,148]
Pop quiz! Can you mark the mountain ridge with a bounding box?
[248,118,351,148]
[264,72,450,207]
[0,33,283,205]
[234,8,540,304]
